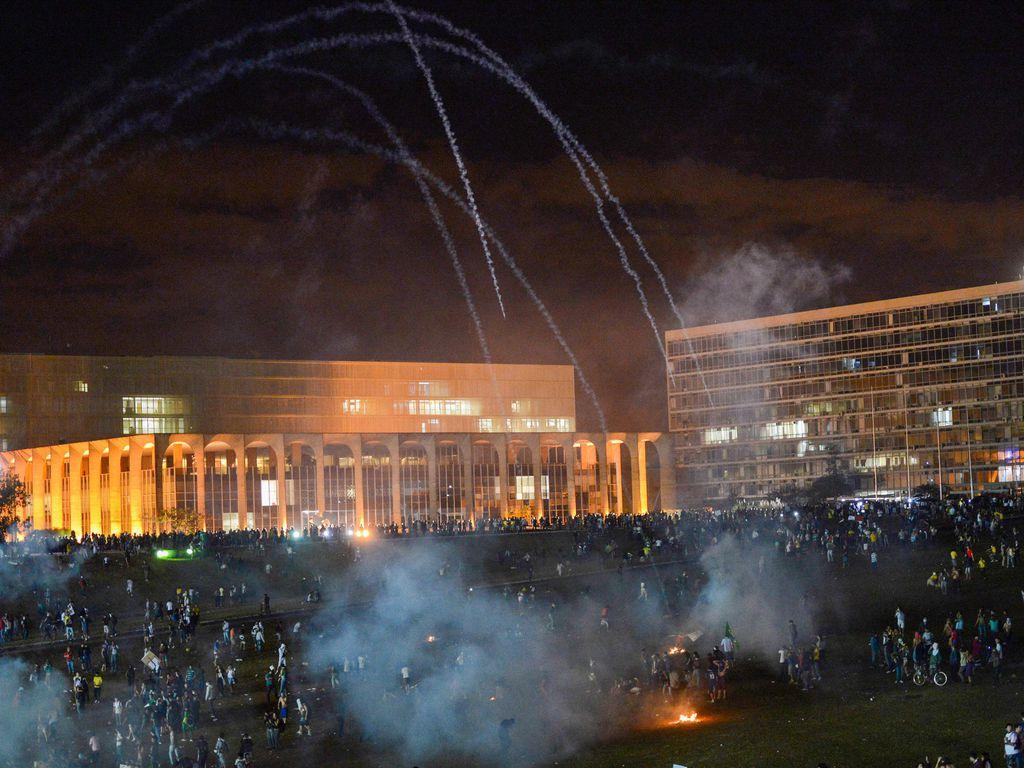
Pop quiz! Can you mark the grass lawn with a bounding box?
[4,530,1022,768]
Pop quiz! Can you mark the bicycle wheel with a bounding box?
[912,670,926,686]
[933,671,948,687]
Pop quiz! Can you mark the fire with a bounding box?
[677,712,699,724]
[667,646,684,655]
[426,635,436,643]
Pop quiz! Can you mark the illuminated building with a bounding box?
[0,355,674,532]
[667,280,1024,503]
[0,355,576,447]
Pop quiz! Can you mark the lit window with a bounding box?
[73,380,89,393]
[259,479,278,506]
[703,427,738,445]
[478,418,494,432]
[342,399,362,414]
[515,475,535,501]
[931,407,952,427]
[0,396,8,414]
[510,400,521,413]
[122,396,190,434]
[760,420,808,440]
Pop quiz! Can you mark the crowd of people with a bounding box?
[0,490,1021,766]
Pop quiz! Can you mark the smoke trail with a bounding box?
[29,0,207,143]
[8,9,670,373]
[231,98,606,434]
[386,1,506,320]
[265,67,497,398]
[8,8,692,396]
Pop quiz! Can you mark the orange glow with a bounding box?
[677,712,699,724]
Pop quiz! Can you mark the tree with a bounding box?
[807,445,855,503]
[913,482,941,501]
[156,507,200,534]
[0,470,28,541]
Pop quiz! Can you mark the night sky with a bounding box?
[1,1,1022,430]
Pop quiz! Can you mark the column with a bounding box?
[424,436,439,520]
[233,436,248,530]
[610,441,624,515]
[529,434,543,522]
[109,440,127,535]
[495,434,509,519]
[350,437,365,528]
[154,434,170,534]
[458,434,473,524]
[312,439,327,524]
[31,449,46,530]
[50,451,64,531]
[595,438,610,516]
[384,436,399,526]
[635,438,649,514]
[628,435,643,516]
[193,441,207,532]
[564,435,577,519]
[272,438,287,531]
[69,445,84,537]
[128,438,145,535]
[88,442,103,535]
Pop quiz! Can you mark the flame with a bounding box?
[667,646,684,655]
[677,712,699,724]
[426,635,436,643]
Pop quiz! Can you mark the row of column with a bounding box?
[2,432,675,535]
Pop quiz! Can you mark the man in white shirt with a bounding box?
[1004,722,1020,764]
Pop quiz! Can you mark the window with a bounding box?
[931,407,952,427]
[259,479,278,506]
[0,396,7,414]
[342,399,362,414]
[703,426,737,445]
[759,420,808,440]
[122,396,190,435]
[73,380,89,393]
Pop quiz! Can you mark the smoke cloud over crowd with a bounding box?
[305,544,669,764]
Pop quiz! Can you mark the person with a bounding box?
[92,671,103,702]
[1004,722,1020,767]
[214,734,228,768]
[264,711,279,749]
[296,698,310,736]
[499,718,515,759]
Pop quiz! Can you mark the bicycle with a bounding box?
[912,666,948,686]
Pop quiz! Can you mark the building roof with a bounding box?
[666,279,1024,340]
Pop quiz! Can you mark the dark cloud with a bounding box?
[0,1,1021,431]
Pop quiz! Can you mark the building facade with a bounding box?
[667,280,1024,504]
[0,431,673,535]
[0,355,576,450]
